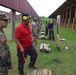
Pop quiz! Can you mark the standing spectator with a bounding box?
[48,19,55,41]
[31,17,38,47]
[45,21,48,36]
[0,13,12,75]
[14,14,38,75]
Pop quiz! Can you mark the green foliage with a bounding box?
[3,20,76,75]
[40,16,50,24]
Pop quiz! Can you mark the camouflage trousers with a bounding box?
[0,66,8,75]
[0,50,12,75]
[0,57,8,75]
[4,50,12,69]
[33,37,37,47]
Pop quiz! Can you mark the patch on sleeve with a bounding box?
[0,33,6,42]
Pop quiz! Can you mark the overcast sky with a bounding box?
[28,0,66,17]
[0,0,66,17]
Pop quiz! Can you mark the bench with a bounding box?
[26,69,52,75]
[40,43,50,52]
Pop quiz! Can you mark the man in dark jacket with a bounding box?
[48,19,55,41]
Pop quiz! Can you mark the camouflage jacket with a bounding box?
[0,28,10,62]
[31,22,38,37]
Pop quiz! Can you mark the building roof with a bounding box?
[48,0,76,19]
[0,0,40,20]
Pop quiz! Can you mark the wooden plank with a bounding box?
[48,70,52,75]
[43,69,48,75]
[40,32,45,35]
[32,70,37,75]
[40,43,44,50]
[44,43,49,51]
[27,71,32,75]
[40,43,50,52]
[27,69,52,75]
[39,35,45,39]
[44,43,49,52]
[37,70,43,75]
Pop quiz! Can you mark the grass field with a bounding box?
[4,21,76,75]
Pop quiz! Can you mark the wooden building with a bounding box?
[49,0,76,30]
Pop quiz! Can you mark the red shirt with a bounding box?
[14,22,32,49]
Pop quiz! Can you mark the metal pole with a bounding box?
[10,10,15,39]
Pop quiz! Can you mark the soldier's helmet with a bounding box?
[0,13,9,20]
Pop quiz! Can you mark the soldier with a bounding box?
[31,17,38,47]
[0,13,12,75]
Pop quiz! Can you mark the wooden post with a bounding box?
[56,15,60,51]
[65,10,68,28]
[72,5,76,30]
[67,8,71,29]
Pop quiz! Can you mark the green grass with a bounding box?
[3,21,76,75]
[40,16,50,24]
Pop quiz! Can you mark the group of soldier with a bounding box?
[0,13,42,75]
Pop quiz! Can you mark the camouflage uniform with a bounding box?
[36,22,39,37]
[31,19,38,47]
[0,28,12,75]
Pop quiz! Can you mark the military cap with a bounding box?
[33,17,37,20]
[0,13,9,20]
